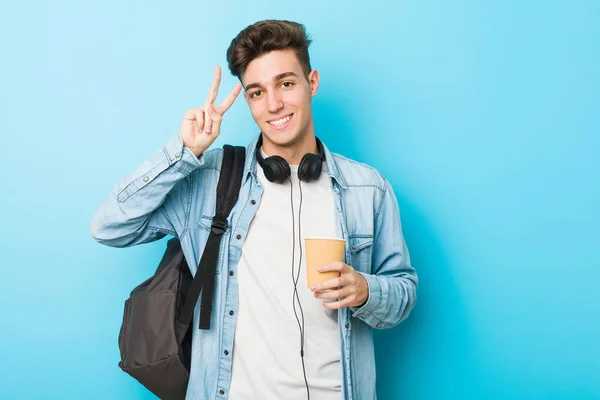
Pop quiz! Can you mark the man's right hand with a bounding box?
[180,66,243,157]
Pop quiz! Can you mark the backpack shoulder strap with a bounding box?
[176,145,246,335]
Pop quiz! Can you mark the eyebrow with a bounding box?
[244,71,300,92]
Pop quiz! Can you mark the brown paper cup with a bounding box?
[305,237,346,292]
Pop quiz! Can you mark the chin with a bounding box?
[268,132,306,147]
[260,127,300,147]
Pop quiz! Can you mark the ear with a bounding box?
[308,70,320,97]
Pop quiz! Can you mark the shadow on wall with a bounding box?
[373,197,476,400]
[314,92,475,400]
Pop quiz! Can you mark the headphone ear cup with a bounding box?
[298,154,323,182]
[264,156,291,183]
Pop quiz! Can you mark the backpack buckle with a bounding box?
[211,216,228,235]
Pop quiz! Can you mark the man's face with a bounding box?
[242,49,319,149]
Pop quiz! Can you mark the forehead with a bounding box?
[241,49,304,86]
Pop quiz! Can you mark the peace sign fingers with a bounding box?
[205,66,222,106]
[215,82,243,115]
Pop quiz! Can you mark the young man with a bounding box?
[91,20,417,400]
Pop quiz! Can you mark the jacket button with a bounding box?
[229,271,234,276]
[219,390,225,395]
[224,350,229,355]
[236,234,242,239]
[376,323,382,328]
[345,323,350,329]
[142,176,149,182]
[251,199,256,205]
[229,310,234,316]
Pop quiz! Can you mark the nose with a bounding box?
[266,89,283,113]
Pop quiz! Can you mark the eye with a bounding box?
[281,81,294,88]
[250,90,262,98]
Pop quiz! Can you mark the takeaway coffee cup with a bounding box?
[305,237,346,292]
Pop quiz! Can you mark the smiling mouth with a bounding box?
[267,113,294,128]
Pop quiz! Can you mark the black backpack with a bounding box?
[117,145,246,400]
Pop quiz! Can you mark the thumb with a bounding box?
[184,109,196,120]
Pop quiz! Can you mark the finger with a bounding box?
[207,104,222,136]
[322,297,353,310]
[205,66,221,105]
[314,286,349,300]
[317,261,347,274]
[215,82,243,114]
[195,109,204,134]
[311,275,344,293]
[203,107,213,134]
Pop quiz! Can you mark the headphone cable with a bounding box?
[291,179,310,399]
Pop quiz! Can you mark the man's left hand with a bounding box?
[310,262,369,309]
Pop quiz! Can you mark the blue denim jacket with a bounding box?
[91,132,418,400]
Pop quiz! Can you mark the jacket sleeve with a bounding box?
[90,133,205,247]
[350,177,418,329]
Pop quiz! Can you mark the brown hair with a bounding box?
[226,20,313,82]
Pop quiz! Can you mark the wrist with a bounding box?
[186,145,205,158]
[357,273,370,306]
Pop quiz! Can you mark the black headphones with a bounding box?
[255,134,326,183]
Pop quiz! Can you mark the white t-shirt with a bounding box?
[228,152,342,399]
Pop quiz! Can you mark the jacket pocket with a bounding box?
[349,234,373,274]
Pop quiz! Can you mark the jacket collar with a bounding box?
[243,133,348,189]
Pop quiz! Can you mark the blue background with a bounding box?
[1,1,599,399]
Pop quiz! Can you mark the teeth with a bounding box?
[269,114,292,126]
